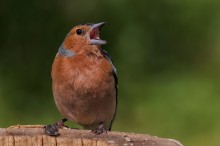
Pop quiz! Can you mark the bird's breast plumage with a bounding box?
[51,47,116,129]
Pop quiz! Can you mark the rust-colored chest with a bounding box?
[51,47,116,126]
[52,48,114,90]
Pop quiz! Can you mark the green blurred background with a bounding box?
[1,0,220,145]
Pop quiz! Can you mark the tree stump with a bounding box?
[0,125,183,146]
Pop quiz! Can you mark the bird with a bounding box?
[44,22,118,136]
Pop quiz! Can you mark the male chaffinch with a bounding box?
[44,22,118,135]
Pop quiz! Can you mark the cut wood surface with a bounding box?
[0,125,183,146]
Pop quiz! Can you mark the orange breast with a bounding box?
[51,48,116,127]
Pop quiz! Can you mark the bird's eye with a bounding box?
[76,29,83,35]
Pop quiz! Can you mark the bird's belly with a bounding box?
[53,70,116,127]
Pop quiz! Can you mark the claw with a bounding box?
[44,124,59,136]
[92,123,107,135]
[44,118,67,136]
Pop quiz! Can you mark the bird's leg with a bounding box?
[92,122,107,135]
[44,118,67,136]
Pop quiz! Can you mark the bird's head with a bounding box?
[64,22,106,49]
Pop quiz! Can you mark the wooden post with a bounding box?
[0,125,183,146]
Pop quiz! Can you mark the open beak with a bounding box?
[89,22,106,45]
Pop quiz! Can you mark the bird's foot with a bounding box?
[44,123,59,136]
[92,123,107,135]
[44,118,67,136]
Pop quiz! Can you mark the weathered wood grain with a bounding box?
[0,125,183,146]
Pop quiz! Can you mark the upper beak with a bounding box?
[91,22,106,30]
[89,22,107,45]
